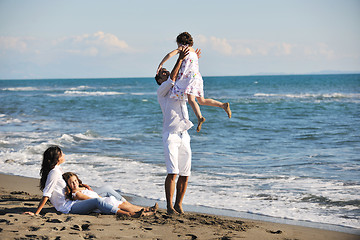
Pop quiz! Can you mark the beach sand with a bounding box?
[0,173,358,240]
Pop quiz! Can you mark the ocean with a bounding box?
[1,74,359,232]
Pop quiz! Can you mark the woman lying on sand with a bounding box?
[24,145,157,217]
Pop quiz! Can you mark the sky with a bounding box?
[0,0,359,79]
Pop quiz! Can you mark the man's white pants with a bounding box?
[162,131,191,176]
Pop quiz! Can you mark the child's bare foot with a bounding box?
[196,117,206,132]
[174,204,184,214]
[223,102,231,118]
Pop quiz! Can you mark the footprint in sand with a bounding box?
[185,233,198,240]
[28,226,40,231]
[10,191,29,195]
[46,219,63,223]
[266,229,282,234]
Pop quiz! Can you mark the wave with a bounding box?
[0,114,22,125]
[1,87,39,91]
[301,194,360,207]
[254,93,360,99]
[64,90,125,96]
[59,131,122,144]
[68,85,94,91]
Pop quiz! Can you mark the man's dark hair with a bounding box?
[155,74,162,85]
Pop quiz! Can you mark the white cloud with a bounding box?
[209,36,232,55]
[54,31,131,57]
[195,34,208,45]
[196,35,336,59]
[0,31,132,58]
[281,43,293,55]
[94,31,128,49]
[0,36,29,53]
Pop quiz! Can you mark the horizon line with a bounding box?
[1,72,360,81]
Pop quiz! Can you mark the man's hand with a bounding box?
[179,47,190,60]
[195,48,201,59]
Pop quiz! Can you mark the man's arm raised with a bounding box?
[169,47,189,82]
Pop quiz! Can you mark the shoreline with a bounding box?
[0,173,359,239]
[128,191,360,235]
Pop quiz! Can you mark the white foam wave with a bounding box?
[69,85,93,91]
[0,114,23,125]
[254,93,360,99]
[1,87,39,91]
[186,172,360,228]
[64,90,125,96]
[58,131,121,144]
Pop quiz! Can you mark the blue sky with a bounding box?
[1,0,359,79]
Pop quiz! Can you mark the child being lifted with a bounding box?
[157,32,231,132]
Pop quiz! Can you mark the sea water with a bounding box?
[0,74,359,231]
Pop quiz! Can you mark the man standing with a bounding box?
[155,47,192,214]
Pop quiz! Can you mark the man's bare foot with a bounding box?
[223,102,231,118]
[196,117,206,132]
[174,205,184,214]
[167,207,179,215]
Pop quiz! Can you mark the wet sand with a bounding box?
[0,173,358,240]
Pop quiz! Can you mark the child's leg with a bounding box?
[197,97,232,118]
[187,94,206,132]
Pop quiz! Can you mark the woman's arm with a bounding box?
[24,196,49,215]
[157,49,180,74]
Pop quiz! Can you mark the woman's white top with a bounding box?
[42,165,75,213]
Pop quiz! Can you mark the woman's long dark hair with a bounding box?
[40,146,62,191]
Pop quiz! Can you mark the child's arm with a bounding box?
[83,184,93,191]
[157,49,180,74]
[72,191,92,201]
[195,48,201,59]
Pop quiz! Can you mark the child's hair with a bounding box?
[176,32,193,47]
[40,146,62,191]
[62,172,86,200]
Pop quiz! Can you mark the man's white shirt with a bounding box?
[157,77,193,133]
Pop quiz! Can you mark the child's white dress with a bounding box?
[170,51,204,101]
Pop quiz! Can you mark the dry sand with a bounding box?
[0,173,359,240]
